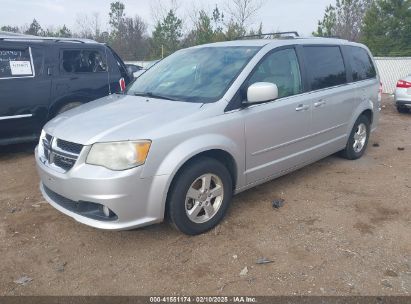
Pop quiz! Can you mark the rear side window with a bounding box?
[0,47,34,79]
[61,50,107,73]
[304,46,346,91]
[346,46,376,81]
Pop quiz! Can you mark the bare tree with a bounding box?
[314,0,372,42]
[75,12,102,40]
[150,0,181,25]
[333,0,371,41]
[225,0,264,28]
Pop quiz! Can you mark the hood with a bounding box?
[44,94,204,145]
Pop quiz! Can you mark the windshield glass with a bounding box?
[127,46,260,103]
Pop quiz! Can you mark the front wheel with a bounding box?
[167,157,233,235]
[340,115,370,160]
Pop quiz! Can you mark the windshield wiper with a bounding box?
[132,91,178,101]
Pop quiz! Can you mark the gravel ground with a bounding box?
[0,95,410,296]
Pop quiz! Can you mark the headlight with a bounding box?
[86,140,151,171]
[39,129,46,145]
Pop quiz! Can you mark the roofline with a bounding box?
[191,37,359,50]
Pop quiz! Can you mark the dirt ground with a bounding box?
[0,95,410,296]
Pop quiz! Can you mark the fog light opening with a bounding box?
[103,206,111,217]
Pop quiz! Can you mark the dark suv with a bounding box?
[0,33,133,145]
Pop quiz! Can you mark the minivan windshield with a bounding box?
[127,46,260,103]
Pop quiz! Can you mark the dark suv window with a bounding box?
[346,46,376,81]
[0,47,33,78]
[62,50,106,73]
[304,46,346,91]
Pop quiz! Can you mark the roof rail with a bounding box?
[238,31,300,40]
[0,32,96,44]
[323,35,342,39]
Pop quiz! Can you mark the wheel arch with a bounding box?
[360,109,373,125]
[162,148,239,219]
[347,101,375,136]
[169,149,238,191]
[48,95,91,119]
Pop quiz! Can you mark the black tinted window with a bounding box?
[249,48,302,98]
[0,48,34,78]
[304,46,346,90]
[347,46,376,81]
[62,50,106,73]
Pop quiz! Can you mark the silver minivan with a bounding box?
[36,37,380,235]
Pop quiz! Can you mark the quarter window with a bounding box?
[304,46,346,90]
[62,50,106,73]
[0,47,34,78]
[346,46,376,81]
[248,48,302,98]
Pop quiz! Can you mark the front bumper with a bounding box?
[395,100,411,108]
[35,147,170,230]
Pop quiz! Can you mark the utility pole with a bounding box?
[161,45,164,59]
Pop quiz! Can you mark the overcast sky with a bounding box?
[0,0,333,36]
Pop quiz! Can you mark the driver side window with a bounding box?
[249,48,302,98]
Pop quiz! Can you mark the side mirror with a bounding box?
[126,64,142,75]
[246,82,279,104]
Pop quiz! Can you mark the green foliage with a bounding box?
[362,0,411,56]
[25,19,43,36]
[225,21,246,40]
[195,10,214,45]
[43,25,72,38]
[56,25,72,38]
[212,5,225,41]
[151,10,183,58]
[189,6,226,46]
[313,0,371,41]
[109,1,125,35]
[313,5,336,37]
[1,25,19,33]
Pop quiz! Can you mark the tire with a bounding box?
[167,157,233,235]
[397,106,409,113]
[56,102,83,116]
[340,115,370,160]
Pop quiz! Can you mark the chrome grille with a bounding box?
[41,134,83,172]
[56,139,83,154]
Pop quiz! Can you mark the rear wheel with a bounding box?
[168,157,233,235]
[340,115,370,160]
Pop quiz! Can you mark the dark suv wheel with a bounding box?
[397,106,409,113]
[167,157,233,235]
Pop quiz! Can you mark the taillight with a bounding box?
[397,80,411,88]
[119,78,126,92]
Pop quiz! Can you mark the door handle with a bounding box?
[314,100,326,108]
[296,104,310,111]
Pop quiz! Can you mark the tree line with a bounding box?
[1,0,410,59]
[0,0,265,61]
[314,0,411,56]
